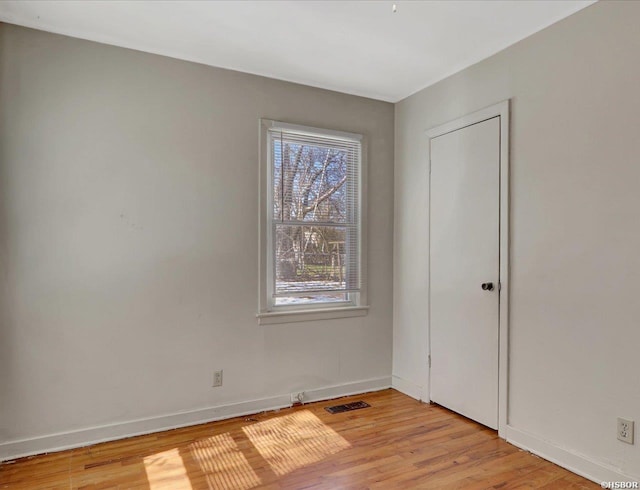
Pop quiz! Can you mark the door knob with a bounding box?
[481,282,494,291]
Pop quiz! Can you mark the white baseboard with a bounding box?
[302,376,392,404]
[0,376,391,462]
[505,425,638,484]
[391,375,425,401]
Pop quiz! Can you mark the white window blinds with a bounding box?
[269,126,361,302]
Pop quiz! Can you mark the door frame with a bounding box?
[425,99,510,437]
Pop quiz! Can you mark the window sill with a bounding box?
[257,305,369,325]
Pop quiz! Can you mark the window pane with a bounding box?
[266,124,361,311]
[274,224,353,295]
[273,140,349,224]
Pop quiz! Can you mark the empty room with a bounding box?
[0,0,638,488]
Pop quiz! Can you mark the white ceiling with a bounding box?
[0,0,595,102]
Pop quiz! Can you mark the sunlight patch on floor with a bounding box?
[144,448,192,490]
[189,432,262,490]
[242,409,350,476]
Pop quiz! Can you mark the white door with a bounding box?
[429,116,500,429]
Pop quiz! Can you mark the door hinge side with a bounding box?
[428,354,431,368]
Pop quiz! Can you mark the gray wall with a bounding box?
[0,23,394,453]
[394,0,639,480]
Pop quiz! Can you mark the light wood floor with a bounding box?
[1,389,598,489]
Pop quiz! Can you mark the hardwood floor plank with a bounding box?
[0,390,599,489]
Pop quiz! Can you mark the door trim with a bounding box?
[425,100,510,437]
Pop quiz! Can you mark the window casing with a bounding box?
[259,120,367,322]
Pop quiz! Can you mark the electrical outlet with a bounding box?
[290,392,304,405]
[212,370,223,388]
[617,417,634,444]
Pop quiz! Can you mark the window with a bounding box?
[258,120,367,323]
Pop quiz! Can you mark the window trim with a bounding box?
[257,119,368,324]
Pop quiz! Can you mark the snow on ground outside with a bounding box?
[275,280,347,305]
